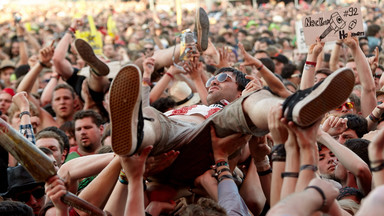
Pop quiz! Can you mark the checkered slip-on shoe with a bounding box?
[109,64,143,156]
[283,67,355,127]
[194,7,209,53]
[74,38,109,76]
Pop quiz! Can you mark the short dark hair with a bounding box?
[214,67,250,91]
[36,129,66,154]
[281,63,299,79]
[340,114,368,138]
[259,58,275,73]
[344,138,370,166]
[73,110,104,127]
[53,84,75,99]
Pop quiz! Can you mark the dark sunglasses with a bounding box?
[378,101,383,105]
[374,74,382,79]
[144,47,154,51]
[335,102,354,111]
[14,188,45,203]
[205,73,234,88]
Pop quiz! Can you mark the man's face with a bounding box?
[75,117,103,152]
[338,129,358,144]
[52,88,75,119]
[1,68,14,87]
[206,72,242,105]
[11,42,20,56]
[0,92,12,114]
[36,137,64,167]
[12,186,45,215]
[318,146,338,177]
[103,44,117,59]
[328,99,355,117]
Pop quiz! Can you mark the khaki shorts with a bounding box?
[147,90,272,186]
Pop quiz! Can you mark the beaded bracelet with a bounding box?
[218,174,233,182]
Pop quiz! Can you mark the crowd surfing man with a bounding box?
[0,1,383,215]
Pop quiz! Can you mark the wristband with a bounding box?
[216,167,231,175]
[370,162,384,172]
[300,164,318,172]
[369,113,380,122]
[68,27,77,33]
[305,61,317,66]
[305,185,326,210]
[271,144,286,162]
[19,111,31,119]
[218,174,233,182]
[165,72,174,79]
[281,172,299,178]
[216,160,229,168]
[39,61,49,68]
[258,168,272,176]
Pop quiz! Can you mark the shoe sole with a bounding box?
[74,39,110,76]
[292,67,355,127]
[109,64,142,156]
[195,7,209,52]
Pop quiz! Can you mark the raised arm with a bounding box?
[15,23,29,66]
[239,43,292,98]
[317,129,372,194]
[52,19,81,80]
[343,32,376,117]
[329,40,343,72]
[300,38,324,89]
[121,146,153,216]
[368,128,384,187]
[17,44,54,94]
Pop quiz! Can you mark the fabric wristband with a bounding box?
[300,164,318,172]
[305,185,326,210]
[281,172,299,178]
[258,168,272,176]
[370,162,384,172]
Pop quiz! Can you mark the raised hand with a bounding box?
[242,75,263,96]
[321,115,348,136]
[38,41,55,67]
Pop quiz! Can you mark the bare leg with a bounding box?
[242,90,284,131]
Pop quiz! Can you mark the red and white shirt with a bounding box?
[164,100,229,119]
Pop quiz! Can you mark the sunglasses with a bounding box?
[335,102,354,111]
[378,101,383,105]
[205,73,235,88]
[144,47,154,51]
[14,188,45,203]
[374,74,382,79]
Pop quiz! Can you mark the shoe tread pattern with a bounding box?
[109,65,141,155]
[74,39,109,76]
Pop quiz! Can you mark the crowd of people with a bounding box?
[0,0,384,215]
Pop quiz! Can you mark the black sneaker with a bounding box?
[74,39,109,76]
[109,64,143,156]
[194,7,209,53]
[282,67,355,127]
